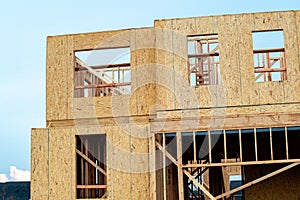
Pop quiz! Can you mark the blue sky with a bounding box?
[0,0,299,179]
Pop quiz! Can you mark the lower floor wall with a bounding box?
[31,117,300,200]
[31,125,151,200]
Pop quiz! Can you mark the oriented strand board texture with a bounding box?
[46,10,300,122]
[38,10,300,200]
[130,28,156,116]
[106,125,150,200]
[32,125,150,200]
[244,164,300,200]
[46,35,73,121]
[31,129,49,200]
[48,127,76,200]
[154,10,300,111]
[47,28,157,121]
[47,29,133,122]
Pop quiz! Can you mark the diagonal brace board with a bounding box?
[215,162,300,199]
[155,141,216,200]
[183,169,216,200]
[76,149,107,176]
[155,141,178,166]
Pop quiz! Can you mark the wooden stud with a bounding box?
[224,130,227,162]
[163,134,167,200]
[177,132,184,200]
[270,127,273,160]
[285,126,289,159]
[239,129,243,162]
[193,131,197,163]
[208,130,212,163]
[254,128,258,161]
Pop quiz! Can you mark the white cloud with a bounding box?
[0,166,31,182]
[9,166,30,181]
[0,174,9,183]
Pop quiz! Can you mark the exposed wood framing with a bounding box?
[176,132,184,200]
[215,162,300,199]
[76,149,107,176]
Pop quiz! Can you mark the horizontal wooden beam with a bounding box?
[76,62,130,70]
[75,82,131,89]
[76,185,107,189]
[182,159,300,168]
[253,48,284,53]
[188,52,219,58]
[150,112,300,132]
[254,68,286,73]
[187,37,218,41]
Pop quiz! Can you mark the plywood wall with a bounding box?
[154,10,300,114]
[47,28,157,122]
[31,124,150,200]
[31,129,49,200]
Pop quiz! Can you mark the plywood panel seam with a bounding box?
[171,19,176,109]
[236,15,244,105]
[295,11,300,72]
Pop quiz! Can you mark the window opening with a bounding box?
[188,34,220,86]
[252,30,286,82]
[74,47,131,97]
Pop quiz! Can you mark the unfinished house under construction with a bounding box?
[31,10,300,200]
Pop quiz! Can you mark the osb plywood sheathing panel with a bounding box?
[71,30,133,120]
[154,22,176,111]
[72,29,130,51]
[237,14,257,105]
[46,35,73,121]
[217,15,241,106]
[131,28,156,116]
[31,129,49,200]
[284,11,300,103]
[106,124,150,200]
[48,127,75,200]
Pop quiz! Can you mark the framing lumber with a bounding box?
[155,141,179,166]
[162,134,167,200]
[76,149,107,176]
[183,169,216,200]
[215,162,300,199]
[76,185,107,189]
[182,159,300,168]
[177,132,184,200]
[285,127,289,159]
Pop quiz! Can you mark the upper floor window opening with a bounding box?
[187,34,220,86]
[252,30,286,82]
[74,47,131,98]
